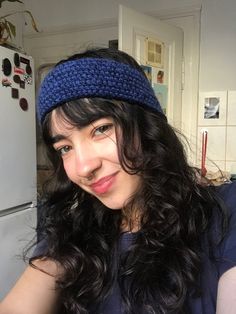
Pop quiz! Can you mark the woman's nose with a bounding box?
[74,146,102,178]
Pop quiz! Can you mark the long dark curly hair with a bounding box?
[32,48,227,314]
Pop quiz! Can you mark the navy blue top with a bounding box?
[35,182,236,313]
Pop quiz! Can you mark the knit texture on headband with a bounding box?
[37,57,163,123]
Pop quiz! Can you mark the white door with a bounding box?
[0,207,37,299]
[119,5,183,129]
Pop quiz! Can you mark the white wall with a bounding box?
[23,0,201,31]
[23,1,201,77]
[197,0,236,174]
[199,0,236,90]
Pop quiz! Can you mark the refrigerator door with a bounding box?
[0,206,37,299]
[0,46,37,212]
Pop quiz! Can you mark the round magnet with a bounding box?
[13,75,21,84]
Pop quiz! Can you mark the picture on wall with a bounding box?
[152,67,165,85]
[198,91,227,126]
[145,37,164,68]
[204,97,219,119]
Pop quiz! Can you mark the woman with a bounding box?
[1,48,236,314]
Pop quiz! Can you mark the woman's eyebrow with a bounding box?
[50,134,66,144]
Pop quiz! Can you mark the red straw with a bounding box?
[201,130,208,177]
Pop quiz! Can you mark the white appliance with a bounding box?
[0,45,37,299]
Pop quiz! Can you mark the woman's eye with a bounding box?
[57,145,71,156]
[94,124,113,136]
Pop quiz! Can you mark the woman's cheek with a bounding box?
[63,159,74,180]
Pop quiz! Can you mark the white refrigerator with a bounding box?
[0,45,37,299]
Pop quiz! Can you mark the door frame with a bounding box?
[151,7,201,165]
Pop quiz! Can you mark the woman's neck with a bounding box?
[120,214,141,233]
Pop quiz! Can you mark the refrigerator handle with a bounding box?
[0,202,36,217]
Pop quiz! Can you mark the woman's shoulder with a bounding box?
[214,180,236,206]
[213,181,236,230]
[211,181,236,276]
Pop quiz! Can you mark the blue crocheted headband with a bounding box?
[37,57,163,123]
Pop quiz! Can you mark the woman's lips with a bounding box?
[90,173,118,195]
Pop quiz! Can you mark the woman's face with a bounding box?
[50,110,141,210]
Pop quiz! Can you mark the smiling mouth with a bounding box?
[90,172,118,195]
